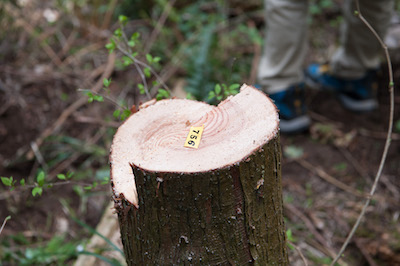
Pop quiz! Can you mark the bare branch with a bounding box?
[330,1,395,264]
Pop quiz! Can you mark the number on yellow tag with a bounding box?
[184,125,204,149]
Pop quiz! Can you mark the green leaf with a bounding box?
[37,171,45,187]
[214,84,222,95]
[20,179,25,186]
[120,109,131,121]
[286,229,296,242]
[146,54,153,64]
[57,174,66,180]
[137,83,145,94]
[118,15,128,25]
[85,91,94,103]
[143,67,151,78]
[186,93,195,100]
[32,187,43,197]
[156,89,170,100]
[93,95,104,102]
[100,179,110,185]
[229,83,240,91]
[131,32,140,40]
[287,242,295,251]
[103,78,111,87]
[105,39,116,53]
[208,91,216,100]
[113,109,121,119]
[153,56,161,63]
[1,176,13,187]
[122,56,133,66]
[128,40,135,47]
[114,28,122,38]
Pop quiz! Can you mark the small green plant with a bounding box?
[286,229,297,250]
[208,83,240,102]
[105,15,171,100]
[84,177,110,190]
[1,234,80,265]
[1,171,74,197]
[83,15,173,122]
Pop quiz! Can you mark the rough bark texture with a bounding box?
[116,136,288,265]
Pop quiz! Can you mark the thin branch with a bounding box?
[116,42,172,98]
[297,159,368,198]
[330,2,395,265]
[77,89,128,110]
[288,241,309,266]
[0,216,11,236]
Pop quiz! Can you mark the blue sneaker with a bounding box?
[268,83,311,134]
[305,63,379,112]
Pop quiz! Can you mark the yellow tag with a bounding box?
[184,125,204,149]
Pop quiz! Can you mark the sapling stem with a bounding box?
[330,1,395,265]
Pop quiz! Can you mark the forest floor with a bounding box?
[0,1,399,265]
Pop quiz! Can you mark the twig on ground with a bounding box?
[331,1,395,264]
[285,203,338,260]
[336,146,371,181]
[288,241,309,266]
[296,159,368,198]
[30,142,48,172]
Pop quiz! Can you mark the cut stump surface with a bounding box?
[110,84,279,207]
[110,84,288,265]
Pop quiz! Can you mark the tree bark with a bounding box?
[110,84,288,265]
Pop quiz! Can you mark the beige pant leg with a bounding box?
[330,0,394,78]
[257,0,308,94]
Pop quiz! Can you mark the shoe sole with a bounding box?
[280,115,311,134]
[305,75,378,112]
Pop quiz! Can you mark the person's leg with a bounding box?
[257,0,308,94]
[257,0,310,134]
[306,0,394,112]
[330,0,394,78]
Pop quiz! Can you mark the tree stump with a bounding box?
[110,84,288,265]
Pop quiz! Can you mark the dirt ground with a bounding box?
[1,1,400,265]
